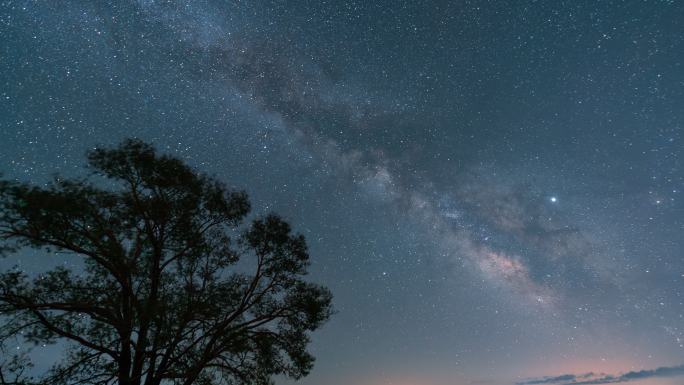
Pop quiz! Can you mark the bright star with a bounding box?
[550,197,557,203]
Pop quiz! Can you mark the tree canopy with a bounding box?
[0,139,333,385]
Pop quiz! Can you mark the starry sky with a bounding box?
[1,1,684,385]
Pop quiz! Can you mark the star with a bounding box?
[549,196,557,203]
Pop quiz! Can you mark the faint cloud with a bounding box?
[517,364,684,385]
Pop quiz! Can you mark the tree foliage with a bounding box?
[0,139,333,385]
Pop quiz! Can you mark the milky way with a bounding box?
[1,1,683,385]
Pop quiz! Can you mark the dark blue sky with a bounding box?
[1,1,684,385]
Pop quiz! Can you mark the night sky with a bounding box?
[1,1,684,385]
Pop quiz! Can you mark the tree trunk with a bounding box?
[119,330,133,385]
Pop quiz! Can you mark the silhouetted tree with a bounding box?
[0,139,333,385]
